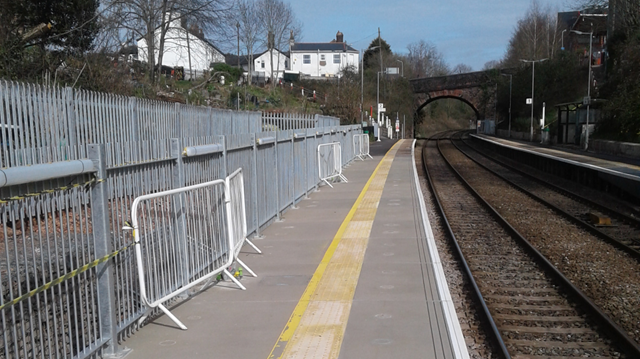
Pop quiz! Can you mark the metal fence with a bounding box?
[0,80,360,359]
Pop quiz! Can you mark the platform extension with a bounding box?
[472,134,640,201]
[122,139,468,359]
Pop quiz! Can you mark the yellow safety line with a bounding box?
[268,140,404,359]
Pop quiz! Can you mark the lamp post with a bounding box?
[571,28,593,150]
[362,46,380,125]
[521,58,548,142]
[236,22,240,69]
[396,59,403,77]
[377,70,382,138]
[501,73,512,138]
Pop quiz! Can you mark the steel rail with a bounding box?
[452,132,640,262]
[461,132,640,220]
[421,134,511,359]
[437,133,640,357]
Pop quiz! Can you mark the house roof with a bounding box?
[136,23,224,56]
[224,49,289,66]
[557,11,580,29]
[291,43,357,53]
[224,54,250,66]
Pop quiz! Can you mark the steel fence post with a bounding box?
[130,97,140,158]
[88,144,131,358]
[66,87,77,149]
[275,132,281,221]
[304,130,309,199]
[291,130,297,209]
[222,135,228,178]
[251,133,262,238]
[170,138,189,296]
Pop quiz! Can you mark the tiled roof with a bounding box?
[291,43,357,52]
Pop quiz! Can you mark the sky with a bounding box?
[289,0,573,71]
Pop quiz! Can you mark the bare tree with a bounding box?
[502,0,561,67]
[406,40,449,78]
[256,0,301,86]
[482,59,503,70]
[236,0,262,84]
[101,0,232,83]
[452,63,473,74]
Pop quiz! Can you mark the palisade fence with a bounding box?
[0,80,361,359]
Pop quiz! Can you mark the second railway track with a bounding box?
[422,132,640,358]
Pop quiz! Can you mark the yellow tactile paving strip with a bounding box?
[268,141,403,359]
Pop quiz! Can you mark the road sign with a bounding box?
[395,120,400,132]
[583,96,591,105]
[378,103,386,112]
[386,67,399,75]
[526,98,532,105]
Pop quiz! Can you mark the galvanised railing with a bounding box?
[0,80,359,359]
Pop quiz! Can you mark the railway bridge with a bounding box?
[410,70,498,121]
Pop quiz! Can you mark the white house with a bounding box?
[289,31,359,79]
[253,49,289,81]
[137,14,225,79]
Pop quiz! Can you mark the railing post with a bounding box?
[251,133,262,238]
[275,132,281,221]
[170,138,189,296]
[129,97,140,158]
[222,135,228,178]
[88,144,131,358]
[66,87,77,150]
[291,130,297,209]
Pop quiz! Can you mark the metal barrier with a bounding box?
[317,142,348,188]
[129,178,240,330]
[0,79,362,357]
[353,134,373,161]
[226,168,261,278]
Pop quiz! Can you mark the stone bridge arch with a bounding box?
[411,70,497,121]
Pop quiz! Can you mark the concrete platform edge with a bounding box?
[411,139,470,359]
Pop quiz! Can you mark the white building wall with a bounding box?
[291,51,359,78]
[137,27,225,77]
[254,50,289,80]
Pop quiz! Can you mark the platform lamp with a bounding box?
[571,27,593,151]
[520,58,548,142]
[501,73,512,138]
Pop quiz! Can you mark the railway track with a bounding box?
[454,132,640,257]
[422,133,640,358]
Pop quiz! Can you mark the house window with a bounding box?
[285,60,289,68]
[303,55,311,64]
[261,61,265,69]
[320,54,325,61]
[333,54,340,64]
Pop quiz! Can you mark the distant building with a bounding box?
[137,13,225,80]
[289,31,360,79]
[253,49,289,81]
[225,49,289,84]
[558,10,608,67]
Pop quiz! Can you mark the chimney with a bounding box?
[336,31,344,43]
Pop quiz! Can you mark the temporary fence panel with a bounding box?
[130,178,241,330]
[317,142,348,188]
[226,168,260,278]
[353,134,373,161]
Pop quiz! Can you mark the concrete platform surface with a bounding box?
[122,139,462,359]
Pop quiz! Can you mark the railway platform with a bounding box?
[121,139,468,359]
[471,134,640,201]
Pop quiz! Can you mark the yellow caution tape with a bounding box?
[0,240,136,312]
[0,178,103,204]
